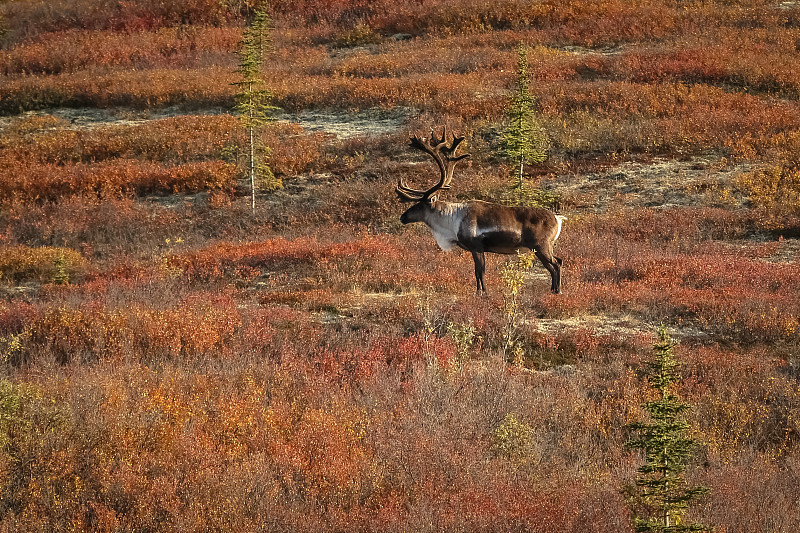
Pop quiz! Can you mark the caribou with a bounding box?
[396,127,565,294]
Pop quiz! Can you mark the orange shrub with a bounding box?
[166,235,401,282]
[0,27,240,75]
[127,296,241,360]
[0,114,239,165]
[0,292,242,363]
[2,0,237,39]
[540,80,800,156]
[0,67,235,113]
[0,159,238,204]
[260,123,328,176]
[0,115,328,191]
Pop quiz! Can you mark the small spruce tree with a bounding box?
[627,327,711,532]
[233,4,280,212]
[501,44,549,191]
[52,250,69,285]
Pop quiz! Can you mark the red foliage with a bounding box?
[165,235,401,282]
[0,159,238,204]
[0,27,240,75]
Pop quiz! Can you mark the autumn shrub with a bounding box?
[332,20,382,47]
[268,70,506,119]
[0,325,794,531]
[126,295,241,361]
[369,0,686,45]
[325,35,514,78]
[0,114,239,164]
[0,159,238,205]
[0,378,76,529]
[591,28,800,97]
[164,233,462,295]
[0,26,239,75]
[492,413,533,464]
[543,210,800,345]
[540,81,800,158]
[0,196,185,260]
[257,123,328,175]
[560,250,800,345]
[0,114,338,205]
[1,0,237,40]
[684,345,800,461]
[0,66,235,113]
[0,114,66,136]
[0,245,87,284]
[737,162,800,213]
[701,457,800,533]
[568,208,760,246]
[0,291,242,364]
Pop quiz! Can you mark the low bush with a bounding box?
[0,159,238,205]
[0,27,239,75]
[737,162,800,213]
[0,245,87,284]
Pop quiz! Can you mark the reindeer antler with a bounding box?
[396,126,471,202]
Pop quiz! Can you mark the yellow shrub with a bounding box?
[0,245,87,283]
[737,163,800,212]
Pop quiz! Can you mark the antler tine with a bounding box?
[397,137,441,201]
[402,130,450,200]
[442,134,465,155]
[430,126,449,151]
[396,179,426,197]
[395,177,452,202]
[395,182,424,202]
[439,131,470,189]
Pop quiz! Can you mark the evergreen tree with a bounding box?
[501,44,549,190]
[52,250,69,285]
[233,4,280,212]
[627,327,711,533]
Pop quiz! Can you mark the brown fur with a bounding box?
[401,199,564,294]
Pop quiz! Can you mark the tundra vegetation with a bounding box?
[0,0,799,531]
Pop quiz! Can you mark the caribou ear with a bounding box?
[428,194,439,203]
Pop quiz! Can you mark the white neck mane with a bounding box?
[426,202,467,251]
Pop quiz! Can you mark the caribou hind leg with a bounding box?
[534,248,561,294]
[471,251,487,294]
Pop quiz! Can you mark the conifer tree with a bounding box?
[52,250,69,285]
[501,44,549,189]
[627,327,711,533]
[233,4,279,212]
